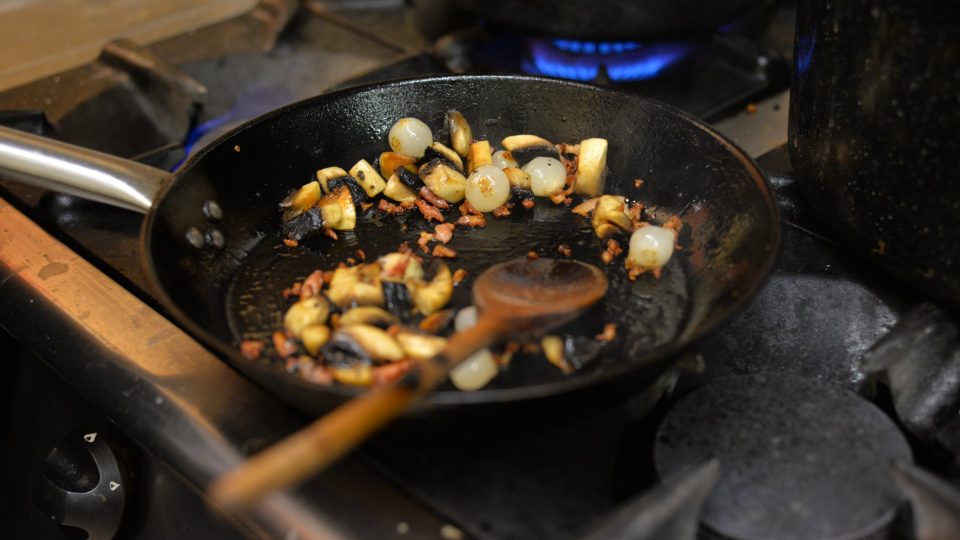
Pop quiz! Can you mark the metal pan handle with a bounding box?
[0,125,170,214]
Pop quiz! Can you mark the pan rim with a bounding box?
[141,73,781,408]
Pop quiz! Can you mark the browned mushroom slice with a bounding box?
[447,109,473,158]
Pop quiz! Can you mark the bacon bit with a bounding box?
[634,178,644,188]
[372,359,416,387]
[556,142,580,156]
[378,198,413,215]
[557,244,573,257]
[282,281,302,299]
[526,250,539,260]
[452,268,468,286]
[561,156,579,176]
[347,257,357,266]
[272,331,297,358]
[382,252,412,279]
[385,324,402,337]
[596,323,617,342]
[300,270,324,299]
[415,198,446,223]
[418,231,434,253]
[240,340,265,360]
[628,202,644,229]
[419,187,450,209]
[329,313,340,328]
[322,228,338,240]
[322,270,336,283]
[459,200,481,215]
[283,238,299,247]
[355,249,366,261]
[434,223,455,244]
[521,199,535,209]
[746,103,758,114]
[456,214,487,228]
[492,204,512,218]
[496,350,514,366]
[601,239,623,266]
[549,192,567,205]
[505,341,521,354]
[663,215,683,234]
[361,201,374,211]
[397,241,411,254]
[432,244,458,258]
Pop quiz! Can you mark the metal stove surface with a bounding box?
[1,2,959,540]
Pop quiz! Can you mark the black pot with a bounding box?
[789,1,960,305]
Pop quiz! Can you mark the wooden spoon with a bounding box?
[210,257,608,509]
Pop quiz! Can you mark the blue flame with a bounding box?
[524,39,698,82]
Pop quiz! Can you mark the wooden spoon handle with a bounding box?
[209,315,506,509]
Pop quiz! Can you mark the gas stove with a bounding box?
[1,2,958,540]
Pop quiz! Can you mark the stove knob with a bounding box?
[31,431,127,540]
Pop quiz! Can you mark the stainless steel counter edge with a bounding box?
[0,197,456,540]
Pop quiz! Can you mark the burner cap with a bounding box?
[654,375,911,540]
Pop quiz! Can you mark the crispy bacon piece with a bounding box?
[418,231,434,253]
[272,331,297,358]
[299,270,325,299]
[557,244,573,257]
[432,244,458,258]
[323,228,338,240]
[459,200,480,215]
[419,187,450,209]
[601,239,623,265]
[434,223,455,244]
[596,323,617,342]
[303,366,333,385]
[361,201,374,211]
[556,142,580,156]
[452,268,468,286]
[378,199,413,215]
[527,251,539,260]
[282,281,302,299]
[663,215,683,234]
[356,249,366,261]
[240,340,265,360]
[521,199,535,209]
[283,238,299,247]
[492,204,512,218]
[634,178,644,188]
[561,155,579,176]
[456,214,487,228]
[628,202,644,229]
[415,198,446,223]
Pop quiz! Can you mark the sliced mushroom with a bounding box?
[467,140,492,174]
[332,363,372,386]
[575,137,608,196]
[338,306,398,328]
[419,159,467,203]
[395,166,423,190]
[327,264,384,307]
[317,186,357,230]
[395,328,447,361]
[301,324,331,355]
[412,262,453,316]
[382,280,413,316]
[279,180,322,221]
[501,134,559,166]
[423,142,464,172]
[336,324,405,362]
[284,296,331,336]
[281,207,325,241]
[591,194,633,239]
[502,166,532,190]
[447,109,473,158]
[316,166,349,192]
[379,151,419,179]
[378,252,424,282]
[384,172,418,203]
[348,159,387,197]
[542,335,571,373]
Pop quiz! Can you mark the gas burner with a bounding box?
[522,38,702,82]
[654,374,911,540]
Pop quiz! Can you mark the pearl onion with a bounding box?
[491,150,518,169]
[627,225,676,270]
[465,165,511,212]
[451,306,497,391]
[388,117,432,157]
[523,157,566,196]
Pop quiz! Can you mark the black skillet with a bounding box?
[0,75,779,417]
